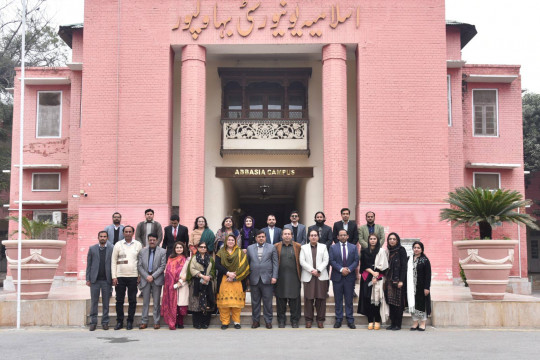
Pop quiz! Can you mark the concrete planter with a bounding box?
[454,240,518,300]
[3,240,66,300]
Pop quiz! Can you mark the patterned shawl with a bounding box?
[216,245,250,281]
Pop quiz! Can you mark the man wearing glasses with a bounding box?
[283,210,307,244]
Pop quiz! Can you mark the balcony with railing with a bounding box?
[218,67,311,156]
[220,109,309,156]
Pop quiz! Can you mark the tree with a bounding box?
[0,0,69,196]
[523,92,540,173]
[440,186,538,240]
[1,0,69,96]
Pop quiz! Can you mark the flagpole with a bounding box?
[17,0,27,330]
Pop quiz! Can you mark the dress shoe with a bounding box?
[126,322,133,330]
[234,323,241,329]
[251,321,260,329]
[194,324,201,329]
[89,324,97,331]
[317,321,324,328]
[333,321,342,329]
[374,322,380,330]
[305,321,312,328]
[347,322,356,329]
[392,326,401,331]
[278,323,285,328]
[102,324,109,331]
[386,325,395,330]
[139,323,147,330]
[202,324,209,329]
[114,322,123,330]
[266,323,272,329]
[291,322,299,328]
[410,325,419,331]
[418,327,426,332]
[154,324,160,330]
[368,322,374,330]
[221,324,229,330]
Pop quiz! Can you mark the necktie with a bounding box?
[342,243,347,266]
[173,227,177,240]
[148,249,154,273]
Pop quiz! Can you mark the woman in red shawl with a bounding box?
[161,241,190,330]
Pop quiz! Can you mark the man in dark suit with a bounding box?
[137,233,167,329]
[86,230,114,331]
[308,211,333,250]
[246,230,279,329]
[261,214,282,245]
[332,208,359,245]
[329,230,359,329]
[283,210,307,244]
[162,214,188,258]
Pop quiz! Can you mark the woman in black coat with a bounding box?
[384,232,407,330]
[357,233,386,330]
[407,241,431,331]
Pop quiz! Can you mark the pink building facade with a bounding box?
[6,0,530,291]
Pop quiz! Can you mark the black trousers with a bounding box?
[276,295,301,324]
[365,303,381,323]
[192,311,212,327]
[389,304,404,328]
[115,277,138,323]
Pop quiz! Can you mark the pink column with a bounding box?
[179,45,206,224]
[322,44,348,224]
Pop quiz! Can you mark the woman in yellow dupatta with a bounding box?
[215,234,250,330]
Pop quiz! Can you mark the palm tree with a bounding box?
[440,186,539,239]
[8,216,62,239]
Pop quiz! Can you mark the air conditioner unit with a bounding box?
[52,211,62,225]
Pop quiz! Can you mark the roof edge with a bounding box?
[58,23,83,49]
[446,20,477,49]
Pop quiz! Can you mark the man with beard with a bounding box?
[86,231,114,331]
[308,211,333,251]
[332,208,359,245]
[274,228,302,328]
[358,211,386,249]
[262,214,282,245]
[104,212,124,245]
[135,209,164,247]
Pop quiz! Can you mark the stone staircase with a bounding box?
[86,294,423,328]
[531,273,540,291]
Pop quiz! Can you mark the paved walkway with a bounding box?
[0,327,538,359]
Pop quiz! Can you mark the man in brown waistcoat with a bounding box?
[274,228,302,328]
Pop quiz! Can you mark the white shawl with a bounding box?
[370,248,389,323]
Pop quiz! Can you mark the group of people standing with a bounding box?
[86,208,431,331]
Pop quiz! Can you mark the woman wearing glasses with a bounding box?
[187,242,216,329]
